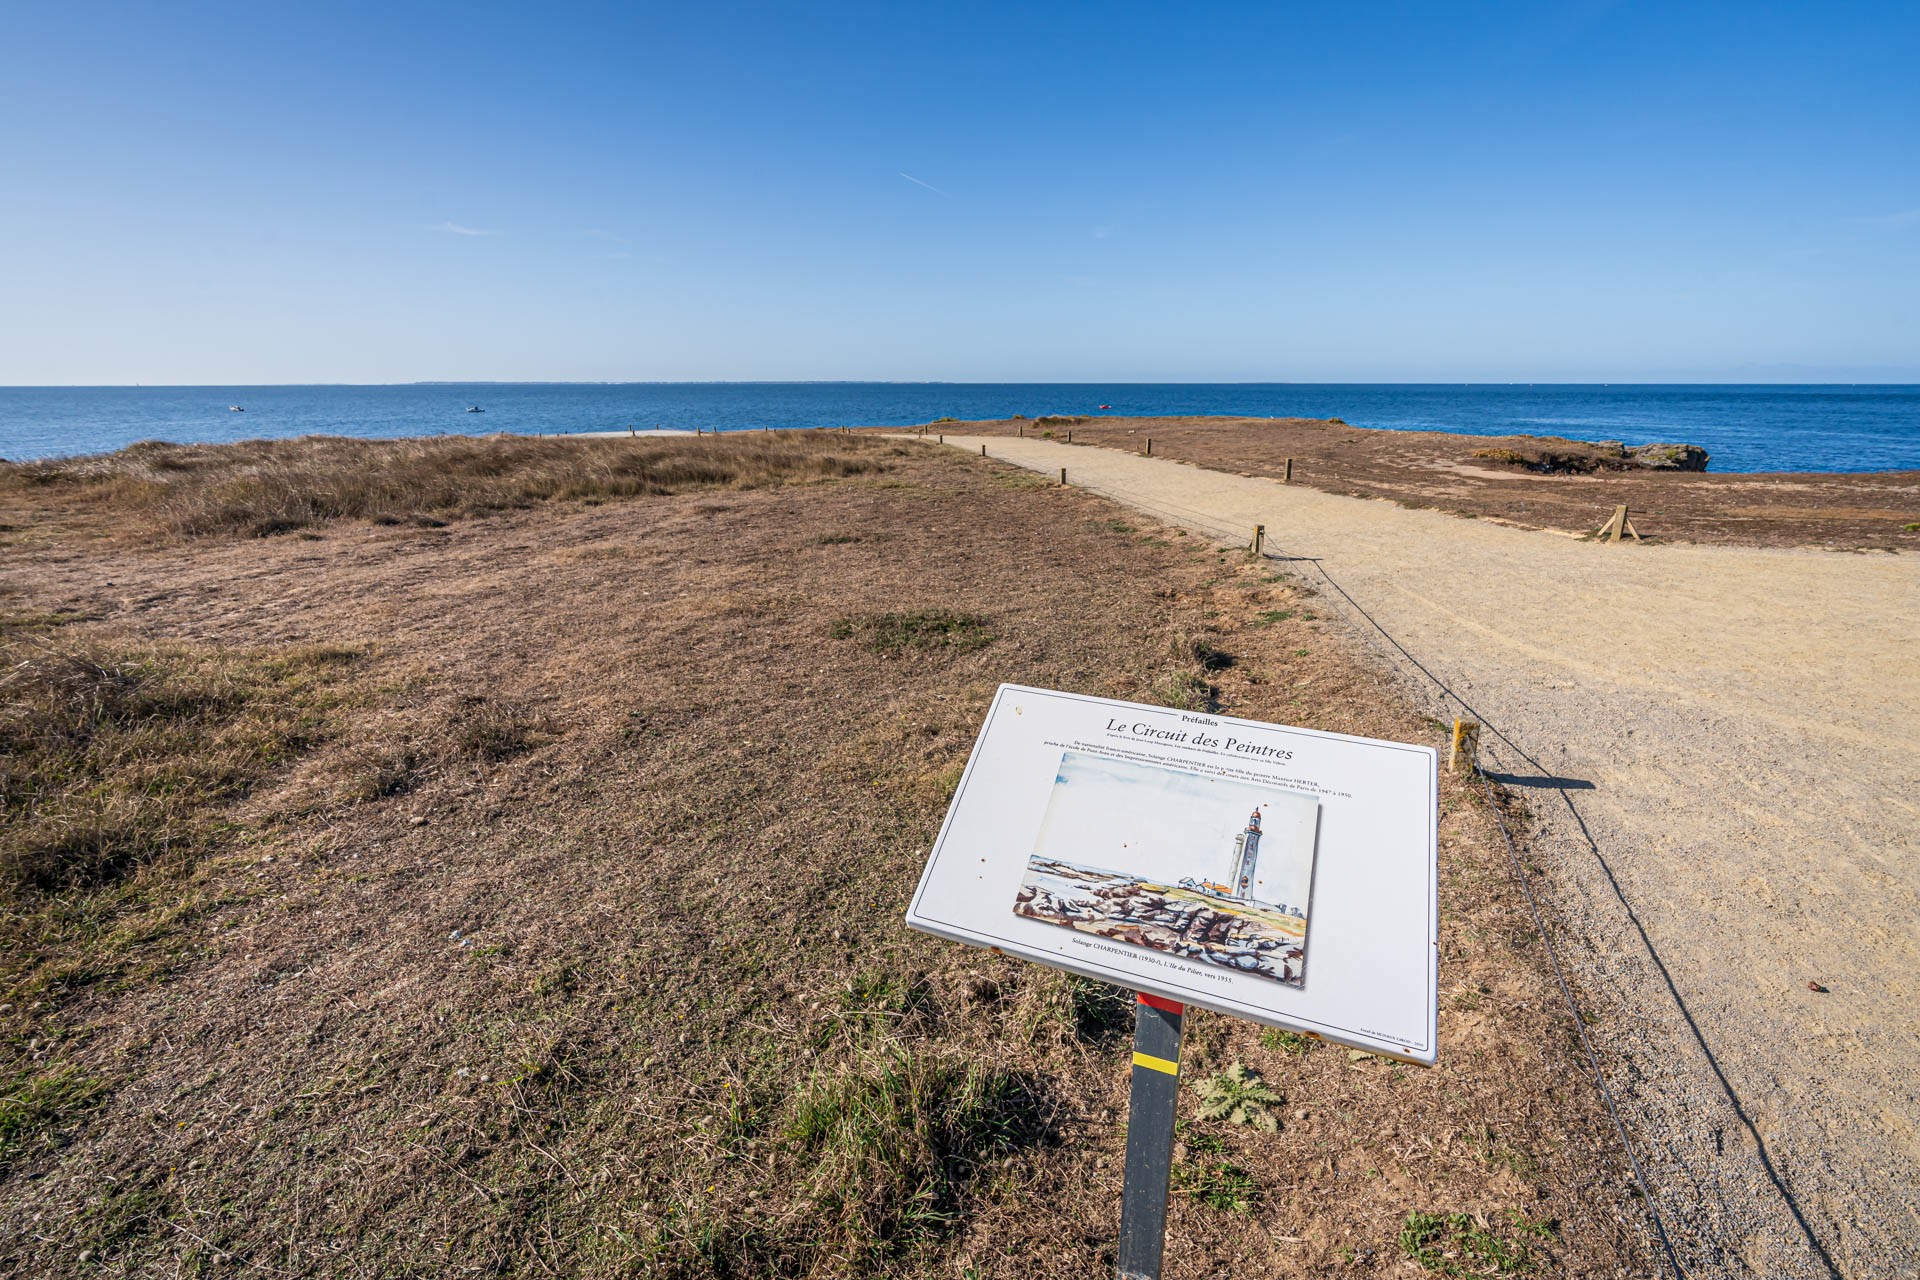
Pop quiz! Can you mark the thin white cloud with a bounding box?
[898,172,949,197]
[441,221,497,236]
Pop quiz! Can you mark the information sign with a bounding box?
[907,684,1439,1063]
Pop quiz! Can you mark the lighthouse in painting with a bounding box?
[1228,808,1263,901]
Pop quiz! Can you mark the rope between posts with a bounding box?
[970,441,1686,1278]
[1468,757,1683,1277]
[1269,535,1842,1278]
[1278,547,1685,1280]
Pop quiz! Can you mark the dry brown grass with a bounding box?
[0,432,885,539]
[0,439,1657,1278]
[0,621,358,897]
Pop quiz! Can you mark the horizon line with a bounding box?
[5,379,1920,390]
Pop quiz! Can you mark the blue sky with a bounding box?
[2,2,1916,383]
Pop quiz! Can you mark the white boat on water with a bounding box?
[466,406,484,413]
[228,405,244,412]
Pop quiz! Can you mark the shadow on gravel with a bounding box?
[1483,770,1596,791]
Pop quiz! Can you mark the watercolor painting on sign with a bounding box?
[1012,750,1321,987]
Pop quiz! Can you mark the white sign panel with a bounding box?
[906,685,1439,1064]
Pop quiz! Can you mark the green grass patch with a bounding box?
[1152,670,1214,711]
[784,1049,1047,1260]
[1260,1027,1315,1055]
[828,610,995,657]
[1064,975,1132,1043]
[0,1064,109,1170]
[1174,1157,1256,1213]
[1399,1209,1556,1275]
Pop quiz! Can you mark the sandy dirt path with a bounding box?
[939,436,1919,1280]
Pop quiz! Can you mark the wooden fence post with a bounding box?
[1283,458,1294,483]
[1060,468,1067,486]
[1449,719,1481,774]
[1251,525,1265,557]
[1595,505,1642,543]
[1146,438,1153,456]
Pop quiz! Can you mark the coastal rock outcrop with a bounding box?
[1623,442,1710,471]
[1470,436,1710,474]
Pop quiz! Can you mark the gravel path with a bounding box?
[940,436,1920,1280]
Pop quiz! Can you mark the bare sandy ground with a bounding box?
[935,436,1920,1280]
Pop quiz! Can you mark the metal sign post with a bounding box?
[1117,992,1185,1280]
[906,685,1441,1276]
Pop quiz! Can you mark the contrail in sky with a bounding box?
[898,172,949,196]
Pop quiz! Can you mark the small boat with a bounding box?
[1097,404,1112,410]
[466,406,484,413]
[228,405,244,412]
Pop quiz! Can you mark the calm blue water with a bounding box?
[2,383,1916,473]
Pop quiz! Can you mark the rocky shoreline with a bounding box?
[1015,857,1306,986]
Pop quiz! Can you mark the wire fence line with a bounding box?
[1280,538,1848,1280]
[1011,452,1688,1277]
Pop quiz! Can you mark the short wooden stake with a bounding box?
[1146,438,1153,456]
[1060,467,1068,486]
[1250,524,1265,557]
[1117,993,1184,1280]
[938,433,944,443]
[1020,424,1026,437]
[1595,504,1642,543]
[1284,457,1294,483]
[1449,719,1481,774]
[628,425,635,437]
[1066,430,1072,443]
[981,444,987,457]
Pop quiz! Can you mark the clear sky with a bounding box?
[2,2,1916,384]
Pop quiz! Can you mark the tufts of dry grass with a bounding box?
[308,690,558,805]
[0,627,357,897]
[0,433,889,539]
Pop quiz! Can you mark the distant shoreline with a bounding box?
[3,383,1916,473]
[894,416,1920,551]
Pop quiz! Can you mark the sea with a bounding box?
[2,383,1917,474]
